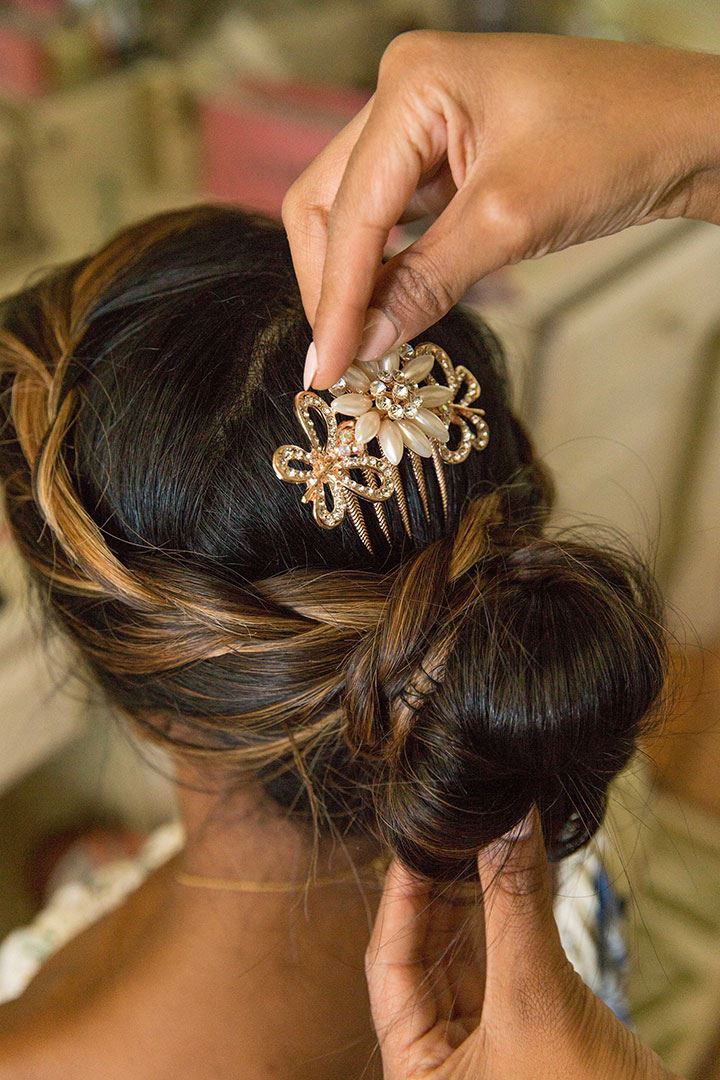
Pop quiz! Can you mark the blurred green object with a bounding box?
[44,23,100,89]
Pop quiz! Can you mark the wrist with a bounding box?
[669,49,720,226]
[680,167,720,227]
[557,983,681,1080]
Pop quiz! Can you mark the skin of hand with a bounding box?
[282,32,720,390]
[365,809,681,1080]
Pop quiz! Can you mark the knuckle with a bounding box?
[477,188,533,259]
[512,952,578,1036]
[364,940,379,976]
[513,962,557,1029]
[282,187,328,244]
[280,181,302,226]
[379,29,441,76]
[376,249,453,328]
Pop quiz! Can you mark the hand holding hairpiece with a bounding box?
[272,342,490,552]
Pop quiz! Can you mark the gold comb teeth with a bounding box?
[271,342,490,551]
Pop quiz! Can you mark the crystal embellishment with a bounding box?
[329,344,455,462]
[272,343,490,549]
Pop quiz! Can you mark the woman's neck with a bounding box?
[131,763,388,1078]
[0,762,387,1080]
[172,758,386,929]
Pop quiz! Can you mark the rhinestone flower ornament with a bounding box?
[328,342,454,465]
[272,342,490,553]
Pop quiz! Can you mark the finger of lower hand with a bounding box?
[421,878,485,1023]
[365,859,442,1062]
[477,808,569,1027]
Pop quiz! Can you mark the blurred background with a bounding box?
[0,1,719,1076]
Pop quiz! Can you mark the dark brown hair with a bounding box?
[0,205,667,881]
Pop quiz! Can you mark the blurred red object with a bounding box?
[199,78,370,218]
[0,22,49,98]
[9,0,65,17]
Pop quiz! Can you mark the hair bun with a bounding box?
[356,521,667,881]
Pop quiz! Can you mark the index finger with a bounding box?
[310,97,432,389]
[365,857,437,1052]
[282,96,375,326]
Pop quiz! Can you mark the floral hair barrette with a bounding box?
[271,342,490,552]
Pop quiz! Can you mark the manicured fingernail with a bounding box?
[303,342,318,389]
[356,308,399,363]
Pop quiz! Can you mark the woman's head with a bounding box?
[0,205,667,880]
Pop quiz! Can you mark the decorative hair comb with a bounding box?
[272,342,489,552]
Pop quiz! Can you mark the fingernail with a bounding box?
[356,308,399,363]
[482,811,537,866]
[504,811,536,844]
[303,342,318,389]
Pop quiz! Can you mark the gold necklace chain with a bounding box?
[174,852,393,893]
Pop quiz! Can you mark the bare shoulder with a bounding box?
[0,857,179,1076]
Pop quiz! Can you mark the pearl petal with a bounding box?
[396,418,433,457]
[331,393,372,417]
[354,408,381,444]
[378,418,404,465]
[413,407,450,443]
[380,349,400,374]
[417,384,454,407]
[343,364,371,392]
[402,354,435,382]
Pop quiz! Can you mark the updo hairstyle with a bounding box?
[0,206,667,881]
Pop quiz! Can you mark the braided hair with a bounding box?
[0,205,667,881]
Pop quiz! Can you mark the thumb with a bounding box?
[477,808,576,1034]
[354,179,521,367]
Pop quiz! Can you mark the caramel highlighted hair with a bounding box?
[0,206,667,880]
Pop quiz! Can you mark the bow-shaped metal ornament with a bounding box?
[272,391,394,549]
